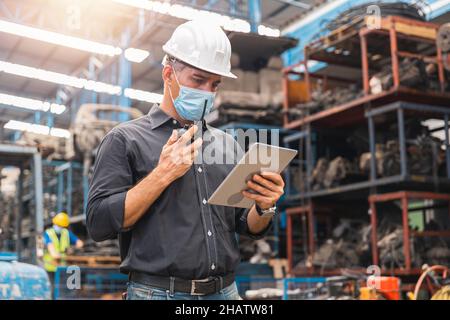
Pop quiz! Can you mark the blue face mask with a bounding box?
[169,70,216,121]
[53,225,63,234]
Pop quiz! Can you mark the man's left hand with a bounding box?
[242,172,285,209]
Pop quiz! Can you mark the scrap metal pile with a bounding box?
[359,133,446,178]
[295,122,446,192]
[288,83,364,119]
[288,2,449,122]
[294,214,450,271]
[310,156,361,191]
[369,58,447,94]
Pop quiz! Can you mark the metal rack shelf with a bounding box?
[284,87,450,130]
[281,15,450,279]
[282,16,449,130]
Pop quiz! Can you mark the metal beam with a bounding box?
[248,0,262,33]
[270,0,311,10]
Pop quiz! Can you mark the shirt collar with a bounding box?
[148,104,208,131]
[148,104,178,130]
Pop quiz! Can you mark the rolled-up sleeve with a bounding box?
[86,130,133,242]
[234,208,272,240]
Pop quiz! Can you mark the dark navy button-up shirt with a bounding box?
[86,104,272,279]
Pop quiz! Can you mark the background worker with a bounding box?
[43,211,84,285]
[87,19,285,300]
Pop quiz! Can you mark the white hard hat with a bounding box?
[163,20,237,78]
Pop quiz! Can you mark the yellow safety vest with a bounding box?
[43,227,70,272]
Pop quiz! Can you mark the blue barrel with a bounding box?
[0,252,51,300]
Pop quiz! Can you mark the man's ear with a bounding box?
[162,65,173,84]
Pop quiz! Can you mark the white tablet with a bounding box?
[208,142,298,208]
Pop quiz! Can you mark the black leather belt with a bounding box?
[129,272,235,296]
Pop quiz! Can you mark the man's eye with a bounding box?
[193,78,203,84]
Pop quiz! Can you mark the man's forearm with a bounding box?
[123,165,173,228]
[247,205,272,234]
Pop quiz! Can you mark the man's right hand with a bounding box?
[156,125,203,183]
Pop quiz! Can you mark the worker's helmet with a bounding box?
[52,212,70,228]
[162,19,237,78]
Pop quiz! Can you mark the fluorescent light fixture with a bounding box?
[112,0,279,36]
[0,61,163,105]
[0,19,122,56]
[0,60,122,95]
[125,48,150,63]
[113,0,251,33]
[4,120,71,139]
[258,25,281,37]
[0,92,66,115]
[124,88,163,103]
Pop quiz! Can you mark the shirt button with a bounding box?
[202,199,207,205]
[198,167,203,173]
[207,230,212,237]
[211,264,215,270]
[172,119,177,125]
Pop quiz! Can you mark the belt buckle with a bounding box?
[190,278,211,296]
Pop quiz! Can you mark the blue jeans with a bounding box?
[126,280,242,300]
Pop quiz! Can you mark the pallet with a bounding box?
[63,255,121,268]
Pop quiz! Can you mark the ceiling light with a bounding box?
[0,92,66,115]
[0,60,121,95]
[4,120,71,139]
[124,88,163,103]
[0,19,122,56]
[124,48,150,63]
[112,0,260,34]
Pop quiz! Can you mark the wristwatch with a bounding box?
[256,204,277,218]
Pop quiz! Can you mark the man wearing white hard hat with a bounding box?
[87,20,285,300]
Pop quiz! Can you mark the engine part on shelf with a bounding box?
[438,23,450,53]
[312,239,360,269]
[359,140,401,177]
[425,247,450,266]
[359,133,444,178]
[290,84,363,117]
[377,227,410,269]
[310,158,328,191]
[323,156,356,189]
[249,239,273,264]
[370,58,429,94]
[310,156,360,190]
[359,144,385,176]
[408,134,443,176]
[437,23,450,71]
[69,104,143,176]
[306,220,371,269]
